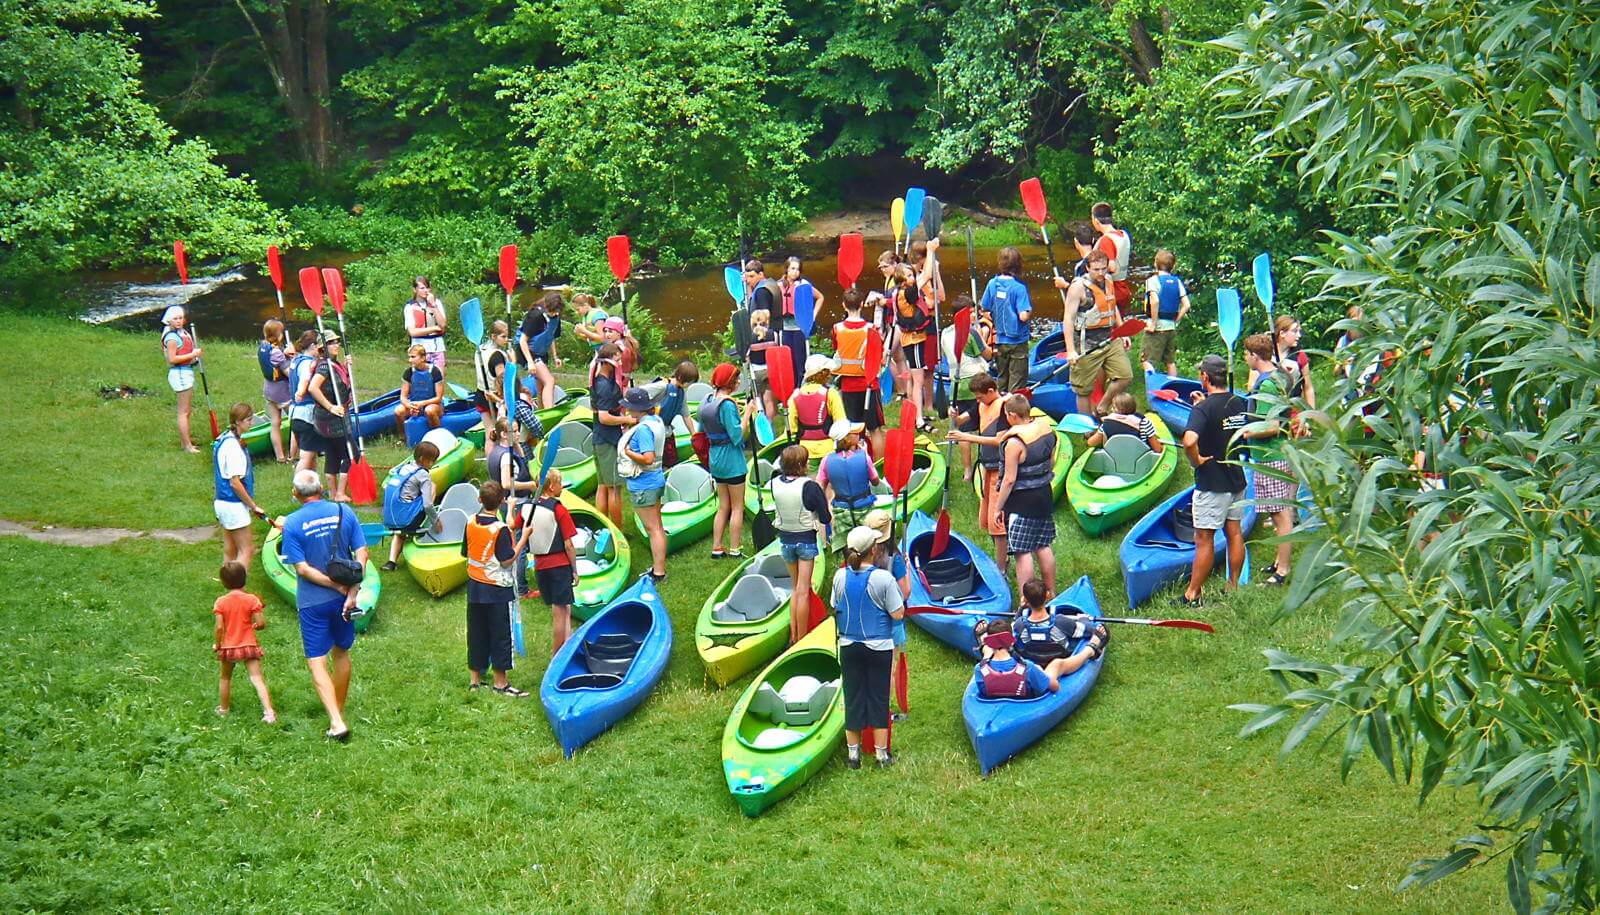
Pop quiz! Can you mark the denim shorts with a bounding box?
[629,485,663,507]
[780,540,820,563]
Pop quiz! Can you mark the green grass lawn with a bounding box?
[0,315,1501,910]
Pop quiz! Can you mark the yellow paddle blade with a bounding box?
[891,197,906,243]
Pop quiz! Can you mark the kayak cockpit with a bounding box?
[1082,435,1159,491]
[710,554,796,625]
[555,603,652,690]
[736,651,841,751]
[570,525,616,577]
[660,463,713,515]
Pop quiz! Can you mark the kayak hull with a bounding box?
[1066,414,1180,536]
[962,575,1102,775]
[1118,473,1258,609]
[696,540,829,687]
[563,491,630,621]
[1144,371,1204,435]
[262,519,381,633]
[540,576,672,757]
[903,511,1010,659]
[721,617,844,817]
[401,538,466,598]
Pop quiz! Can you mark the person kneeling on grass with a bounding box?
[976,580,1107,686]
[381,440,440,571]
[833,525,906,769]
[212,560,276,723]
[463,482,530,697]
[618,387,669,582]
[526,470,580,654]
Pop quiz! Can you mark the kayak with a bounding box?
[746,443,947,531]
[261,516,381,633]
[1144,370,1205,434]
[638,461,717,552]
[533,419,598,498]
[903,510,1009,659]
[970,419,1073,504]
[565,490,630,621]
[1065,413,1180,536]
[406,427,476,494]
[962,574,1104,775]
[1025,380,1079,420]
[541,574,672,757]
[721,616,844,817]
[1118,471,1257,609]
[398,482,480,598]
[696,540,829,687]
[239,412,291,456]
[238,386,402,456]
[410,398,482,446]
[1027,326,1071,384]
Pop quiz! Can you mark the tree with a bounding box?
[1214,0,1600,909]
[230,0,337,174]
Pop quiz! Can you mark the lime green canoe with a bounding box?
[398,483,480,598]
[635,462,717,552]
[722,616,845,817]
[1066,413,1180,536]
[565,490,630,621]
[533,420,598,499]
[262,516,380,633]
[696,540,829,687]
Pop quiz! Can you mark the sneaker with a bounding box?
[876,752,896,769]
[891,712,908,723]
[1177,593,1202,608]
[493,684,530,698]
[381,561,397,572]
[710,550,727,560]
[1263,571,1289,586]
[846,754,862,770]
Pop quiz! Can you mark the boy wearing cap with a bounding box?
[788,354,847,460]
[818,419,880,538]
[618,387,669,581]
[1182,354,1250,605]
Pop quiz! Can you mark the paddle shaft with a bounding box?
[333,309,369,451]
[310,312,359,467]
[906,606,1212,632]
[188,322,221,440]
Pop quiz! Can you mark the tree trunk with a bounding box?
[303,0,332,173]
[234,0,334,174]
[1099,0,1162,85]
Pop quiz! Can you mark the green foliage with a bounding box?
[1214,0,1600,909]
[0,0,283,284]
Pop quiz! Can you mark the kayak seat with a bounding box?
[1086,435,1156,487]
[684,381,715,404]
[583,633,641,678]
[750,676,839,726]
[555,446,588,467]
[420,508,470,545]
[664,464,714,507]
[712,575,781,623]
[420,426,460,454]
[921,555,976,601]
[440,482,481,515]
[751,553,795,591]
[558,672,623,690]
[907,467,929,492]
[1172,501,1198,544]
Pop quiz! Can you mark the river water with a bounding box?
[83,240,1088,356]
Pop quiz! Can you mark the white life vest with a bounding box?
[617,416,664,479]
[772,475,819,534]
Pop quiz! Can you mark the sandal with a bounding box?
[1263,571,1289,586]
[1176,593,1202,608]
[325,727,352,742]
[710,550,727,560]
[493,684,530,698]
[381,561,397,572]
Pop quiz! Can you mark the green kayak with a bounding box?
[635,462,717,552]
[262,517,381,633]
[534,420,598,499]
[970,427,1075,504]
[564,490,630,621]
[240,413,291,456]
[696,540,829,687]
[722,616,845,817]
[1066,413,1180,536]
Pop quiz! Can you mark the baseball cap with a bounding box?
[829,419,865,442]
[1198,354,1228,380]
[846,525,881,554]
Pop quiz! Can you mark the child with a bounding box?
[589,342,628,528]
[892,262,933,429]
[865,509,912,721]
[656,360,699,468]
[771,444,832,644]
[619,387,669,581]
[1085,392,1165,455]
[946,373,1010,569]
[971,630,1054,699]
[987,579,1107,684]
[1142,249,1190,375]
[382,440,441,571]
[599,317,638,387]
[462,482,530,696]
[474,320,511,424]
[748,309,777,422]
[1334,305,1364,379]
[517,291,563,407]
[259,318,295,462]
[940,294,989,477]
[829,288,887,459]
[787,354,846,459]
[832,525,906,768]
[161,305,203,452]
[526,469,581,654]
[212,561,276,722]
[572,293,608,350]
[1070,224,1097,278]
[978,247,1033,392]
[818,419,880,537]
[394,344,446,431]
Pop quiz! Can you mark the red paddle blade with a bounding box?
[838,233,864,289]
[208,411,220,440]
[1111,317,1146,339]
[905,605,961,616]
[321,267,346,313]
[173,241,188,284]
[864,330,884,378]
[1019,178,1048,227]
[267,245,284,291]
[805,583,828,635]
[606,235,631,283]
[885,428,914,493]
[499,244,518,296]
[1147,619,1215,632]
[349,457,378,504]
[898,399,916,436]
[895,653,909,713]
[766,345,795,404]
[298,267,324,315]
[1151,388,1179,401]
[930,511,952,557]
[953,306,973,359]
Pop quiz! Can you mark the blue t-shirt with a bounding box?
[708,398,747,481]
[625,423,667,493]
[974,656,1053,698]
[281,500,367,609]
[591,373,624,445]
[980,276,1033,345]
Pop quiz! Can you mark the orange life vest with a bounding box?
[833,321,871,377]
[1074,276,1119,332]
[465,516,514,587]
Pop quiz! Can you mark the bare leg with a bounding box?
[1186,528,1217,601]
[330,647,352,716]
[1015,552,1036,597]
[267,401,288,461]
[638,504,667,576]
[1037,547,1056,600]
[217,659,234,713]
[306,654,348,732]
[177,389,197,451]
[221,527,239,565]
[244,657,275,722]
[1101,375,1131,407]
[425,403,443,428]
[534,363,556,409]
[1225,519,1245,587]
[712,485,732,552]
[552,604,572,654]
[1272,507,1294,575]
[728,482,746,552]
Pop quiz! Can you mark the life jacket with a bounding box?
[617,415,665,479]
[311,359,353,435]
[1012,613,1072,664]
[824,448,874,509]
[465,516,514,587]
[487,443,531,489]
[212,432,253,502]
[258,341,285,382]
[527,496,564,557]
[895,288,930,344]
[381,464,429,529]
[698,394,732,445]
[792,387,830,441]
[750,278,784,315]
[1153,274,1183,321]
[1009,420,1056,492]
[658,383,685,427]
[1104,228,1132,281]
[290,353,317,406]
[162,328,194,366]
[836,567,893,643]
[780,279,812,318]
[407,300,444,339]
[977,398,1007,470]
[772,475,819,534]
[1073,275,1119,334]
[833,321,871,376]
[978,658,1032,698]
[475,342,503,393]
[528,312,561,358]
[406,365,439,403]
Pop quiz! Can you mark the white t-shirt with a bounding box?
[404,300,448,353]
[216,434,248,483]
[1144,273,1189,332]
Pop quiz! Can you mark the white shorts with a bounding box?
[169,367,195,393]
[1192,488,1245,530]
[424,350,446,370]
[214,500,252,531]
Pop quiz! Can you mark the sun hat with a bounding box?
[846,525,881,554]
[863,509,894,543]
[804,353,838,379]
[622,387,657,412]
[602,317,628,335]
[829,419,865,442]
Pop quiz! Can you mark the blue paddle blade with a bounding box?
[793,283,815,336]
[503,361,519,419]
[538,424,562,486]
[511,602,525,656]
[1217,287,1243,348]
[753,411,775,447]
[723,266,744,306]
[879,363,894,402]
[460,297,483,346]
[903,188,927,240]
[1252,253,1275,313]
[1055,413,1097,435]
[593,527,612,556]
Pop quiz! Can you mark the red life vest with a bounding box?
[979,659,1031,698]
[793,388,830,441]
[162,328,194,364]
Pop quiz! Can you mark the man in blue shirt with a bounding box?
[978,246,1033,392]
[281,469,369,740]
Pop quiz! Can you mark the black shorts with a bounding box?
[955,399,979,432]
[466,600,514,672]
[535,564,576,606]
[840,641,893,731]
[902,342,928,370]
[323,438,351,475]
[839,389,884,430]
[397,511,428,536]
[714,472,748,486]
[291,418,324,454]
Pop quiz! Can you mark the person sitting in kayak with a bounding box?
[998,579,1108,681]
[1084,392,1165,454]
[971,628,1055,700]
[787,354,846,460]
[394,344,445,431]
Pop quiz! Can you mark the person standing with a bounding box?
[891,263,933,430]
[1181,355,1249,606]
[830,289,886,458]
[991,395,1058,598]
[160,306,203,453]
[940,294,990,478]
[404,276,449,370]
[947,374,1010,571]
[590,342,629,529]
[818,420,879,537]
[288,330,324,474]
[1243,334,1297,586]
[832,525,906,769]
[655,361,699,468]
[516,291,563,408]
[211,560,276,723]
[214,402,271,568]
[864,508,911,722]
[1091,202,1134,311]
[280,469,368,740]
[700,363,757,560]
[1057,249,1132,416]
[771,444,831,645]
[486,418,537,597]
[787,355,846,460]
[978,247,1033,393]
[779,256,821,387]
[527,470,580,654]
[308,332,355,502]
[259,319,295,463]
[1260,315,1316,409]
[619,387,669,581]
[462,482,529,696]
[473,320,511,425]
[1141,249,1189,375]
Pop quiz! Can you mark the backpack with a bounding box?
[382,464,429,529]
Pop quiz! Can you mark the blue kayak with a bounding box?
[962,574,1104,775]
[1026,381,1078,420]
[1027,327,1070,383]
[1118,472,1258,609]
[347,387,402,441]
[540,575,672,757]
[407,397,481,445]
[903,510,1011,659]
[1143,371,1203,434]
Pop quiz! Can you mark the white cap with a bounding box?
[161,305,186,326]
[829,418,865,442]
[846,525,881,554]
[804,353,839,378]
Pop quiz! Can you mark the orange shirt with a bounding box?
[213,590,263,650]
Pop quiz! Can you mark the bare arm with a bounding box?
[1182,430,1206,467]
[1062,284,1084,360]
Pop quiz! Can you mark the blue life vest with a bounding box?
[406,366,439,403]
[1154,274,1184,321]
[290,354,316,406]
[659,384,685,427]
[836,567,893,643]
[698,395,731,445]
[824,449,874,509]
[1012,613,1075,664]
[487,443,532,487]
[258,341,284,382]
[382,464,429,529]
[212,432,254,502]
[528,312,561,358]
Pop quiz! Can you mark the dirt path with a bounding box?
[0,518,217,548]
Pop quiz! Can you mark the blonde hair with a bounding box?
[407,343,426,358]
[541,468,564,497]
[750,311,770,331]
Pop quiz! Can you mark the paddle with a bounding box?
[502,358,528,657]
[1020,318,1146,397]
[863,328,886,456]
[965,225,979,303]
[793,282,815,337]
[537,423,563,491]
[723,264,745,308]
[1217,287,1243,391]
[767,344,795,443]
[322,267,378,504]
[297,267,356,475]
[931,306,972,558]
[460,296,484,348]
[1253,252,1276,360]
[885,418,915,716]
[890,198,906,257]
[923,196,948,416]
[499,244,518,316]
[753,411,776,447]
[1019,178,1071,317]
[173,240,189,285]
[838,233,864,291]
[607,235,632,324]
[903,605,1214,632]
[267,245,287,323]
[172,241,219,441]
[903,188,926,248]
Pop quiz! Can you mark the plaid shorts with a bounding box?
[1255,460,1299,511]
[1005,514,1056,554]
